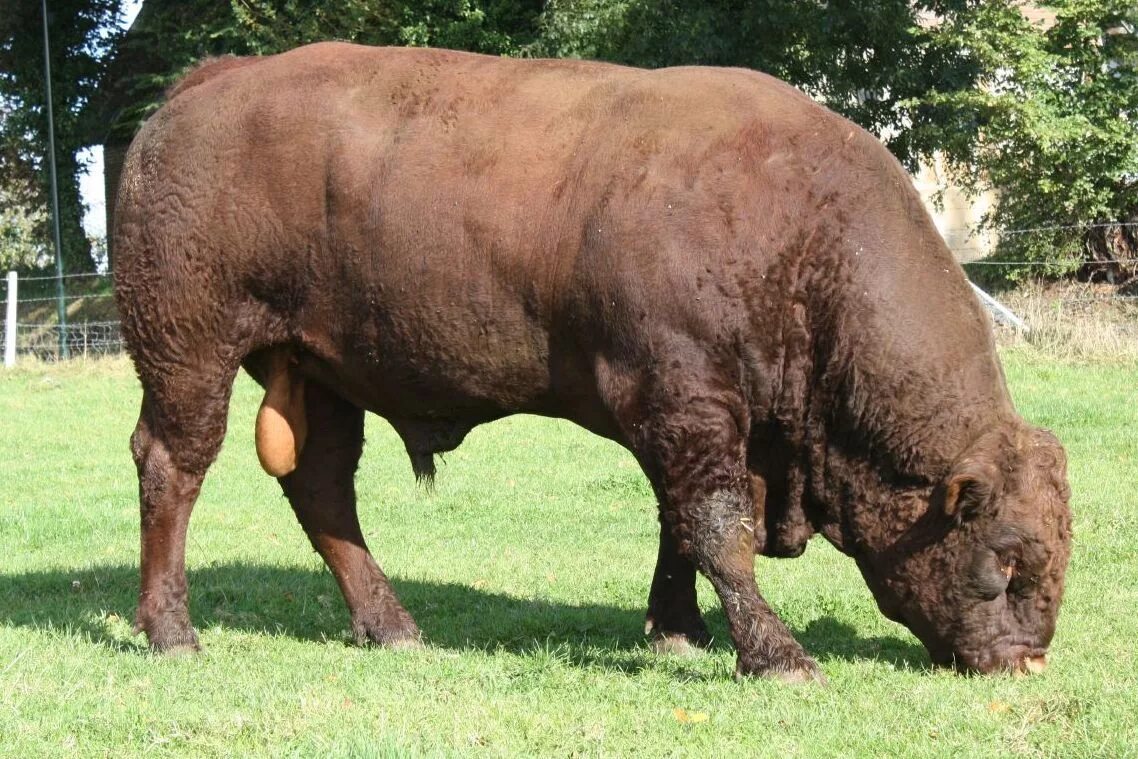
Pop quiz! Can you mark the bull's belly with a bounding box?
[248,328,619,480]
[292,338,551,421]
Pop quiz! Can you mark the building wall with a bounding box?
[912,154,998,263]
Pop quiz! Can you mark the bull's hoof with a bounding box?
[351,614,422,649]
[644,613,711,653]
[768,663,827,686]
[735,654,827,685]
[1018,654,1048,675]
[154,639,202,656]
[136,611,200,654]
[385,636,426,652]
[650,632,710,657]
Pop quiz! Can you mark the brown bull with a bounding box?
[113,43,1071,682]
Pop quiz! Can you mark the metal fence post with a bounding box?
[42,0,68,360]
[4,271,16,367]
[969,282,1030,332]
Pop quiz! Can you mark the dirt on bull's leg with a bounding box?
[255,349,308,477]
[688,490,826,684]
[627,372,824,684]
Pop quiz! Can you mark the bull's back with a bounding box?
[117,46,819,376]
[117,44,938,426]
[123,43,829,280]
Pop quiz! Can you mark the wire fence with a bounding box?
[945,221,1138,236]
[11,321,125,361]
[3,272,123,364]
[3,222,1136,364]
[961,259,1138,266]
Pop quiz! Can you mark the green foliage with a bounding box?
[0,0,122,274]
[225,0,542,55]
[103,0,544,138]
[0,99,48,271]
[393,0,543,53]
[537,0,936,156]
[903,1,1138,278]
[0,183,48,270]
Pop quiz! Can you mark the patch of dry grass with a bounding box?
[987,282,1138,362]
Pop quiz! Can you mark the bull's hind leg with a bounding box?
[131,363,238,652]
[276,380,420,647]
[631,380,823,683]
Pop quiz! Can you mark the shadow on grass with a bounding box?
[0,563,929,673]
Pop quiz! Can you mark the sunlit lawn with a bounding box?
[1,351,1134,756]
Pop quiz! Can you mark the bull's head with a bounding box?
[855,423,1072,674]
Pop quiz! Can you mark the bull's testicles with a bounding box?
[255,352,307,477]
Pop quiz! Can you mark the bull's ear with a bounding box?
[943,459,1001,522]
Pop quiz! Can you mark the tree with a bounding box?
[0,0,123,274]
[0,184,48,270]
[537,0,938,156]
[903,1,1138,281]
[539,0,1138,282]
[0,99,45,269]
[232,0,543,55]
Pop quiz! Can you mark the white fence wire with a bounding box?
[3,272,122,364]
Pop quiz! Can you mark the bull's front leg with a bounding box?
[645,516,711,653]
[632,383,824,683]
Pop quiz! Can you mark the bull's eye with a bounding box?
[971,549,1014,600]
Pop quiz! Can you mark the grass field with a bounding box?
[1,351,1135,757]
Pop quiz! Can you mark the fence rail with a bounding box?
[14,293,116,305]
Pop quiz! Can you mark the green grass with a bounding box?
[1,353,1135,757]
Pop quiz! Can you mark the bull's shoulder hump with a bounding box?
[622,65,839,129]
[166,55,263,100]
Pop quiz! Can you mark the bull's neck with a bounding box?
[804,282,1015,556]
[762,226,1016,555]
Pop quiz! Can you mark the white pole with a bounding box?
[969,282,1029,332]
[4,271,16,367]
